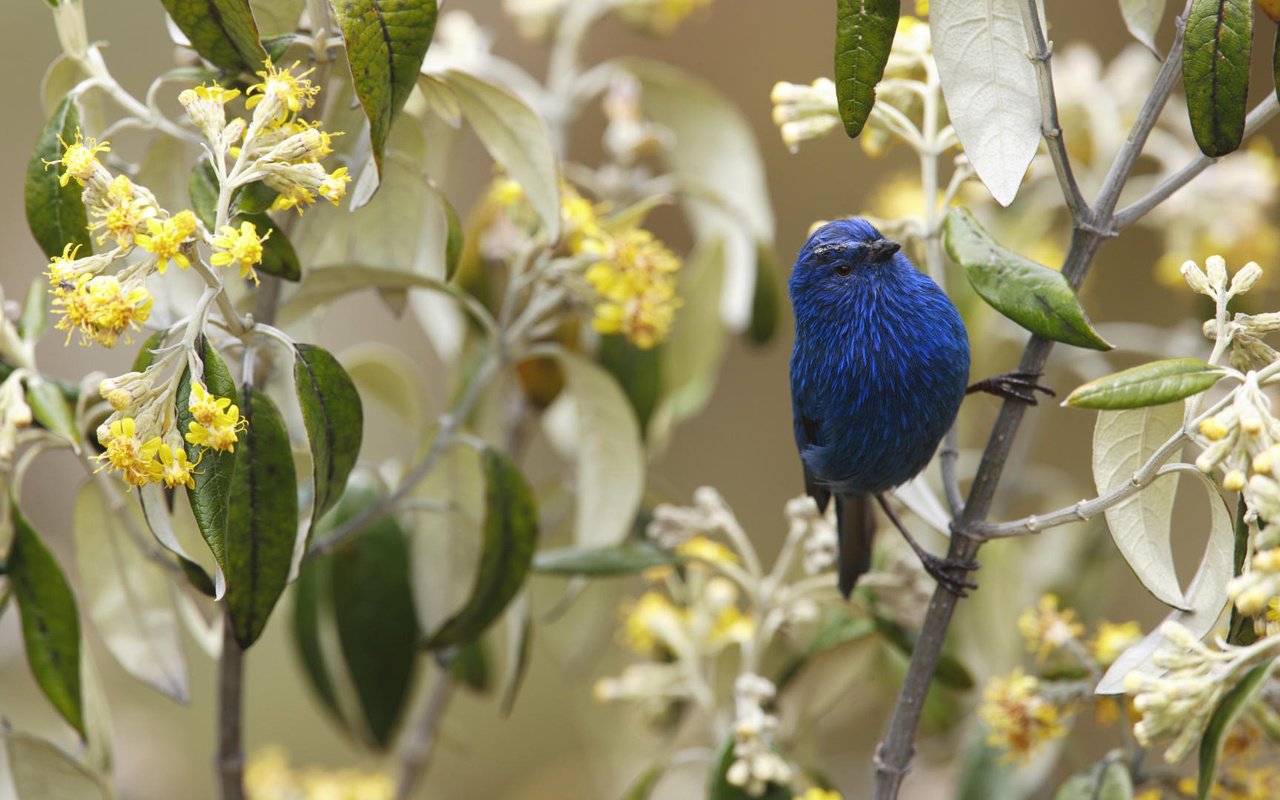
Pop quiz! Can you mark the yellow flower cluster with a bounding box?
[245,747,393,800]
[1016,594,1086,663]
[614,0,713,36]
[620,577,754,657]
[52,272,152,348]
[978,668,1069,761]
[185,382,244,453]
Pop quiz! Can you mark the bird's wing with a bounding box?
[798,413,831,513]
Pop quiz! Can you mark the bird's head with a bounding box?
[788,218,904,309]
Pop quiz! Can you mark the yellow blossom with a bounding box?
[95,417,162,488]
[210,220,267,283]
[710,605,755,647]
[185,382,244,453]
[183,82,240,105]
[318,167,349,204]
[489,177,526,208]
[1091,620,1142,666]
[584,227,682,349]
[188,381,231,426]
[135,210,198,273]
[614,0,713,36]
[621,592,684,654]
[797,790,842,800]
[245,59,320,124]
[675,535,739,567]
[47,129,109,187]
[157,443,197,490]
[269,183,316,213]
[89,174,157,247]
[46,243,83,288]
[54,274,153,348]
[979,668,1069,760]
[1201,416,1230,441]
[1017,594,1086,662]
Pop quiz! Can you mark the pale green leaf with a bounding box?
[1121,0,1168,54]
[1066,358,1223,409]
[1197,661,1275,798]
[2,732,108,800]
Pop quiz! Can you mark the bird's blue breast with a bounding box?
[789,241,970,495]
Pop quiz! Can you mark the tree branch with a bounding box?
[1114,92,1280,230]
[872,6,1193,798]
[394,672,455,800]
[217,615,245,800]
[1017,0,1089,221]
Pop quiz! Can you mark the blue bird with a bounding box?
[789,218,1048,597]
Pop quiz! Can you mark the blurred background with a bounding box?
[1,1,1278,798]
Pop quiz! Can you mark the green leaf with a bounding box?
[874,615,974,690]
[26,378,79,447]
[25,95,91,260]
[333,0,438,176]
[425,448,538,648]
[9,503,84,737]
[1066,358,1223,409]
[1121,0,1168,55]
[533,539,677,576]
[442,190,463,280]
[834,0,899,138]
[597,334,660,437]
[252,0,305,35]
[498,594,531,714]
[944,208,1113,351]
[176,338,239,580]
[224,387,298,648]
[707,735,791,800]
[189,158,219,229]
[241,211,301,281]
[447,639,490,693]
[73,482,188,701]
[294,344,363,530]
[3,732,109,800]
[440,70,561,239]
[1053,758,1134,800]
[291,551,342,721]
[1198,661,1275,798]
[1183,0,1253,157]
[160,0,268,72]
[19,279,48,341]
[621,763,667,800]
[958,738,1019,800]
[747,242,780,345]
[132,329,169,373]
[325,476,420,748]
[1092,403,1187,608]
[777,612,875,690]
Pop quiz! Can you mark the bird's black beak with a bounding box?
[865,238,902,263]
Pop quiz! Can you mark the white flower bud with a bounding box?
[1205,255,1228,289]
[1181,260,1212,295]
[1229,261,1263,296]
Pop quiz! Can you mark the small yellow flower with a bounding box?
[188,381,231,426]
[614,0,712,36]
[621,592,684,654]
[185,382,244,453]
[210,220,267,283]
[979,668,1068,760]
[46,243,83,288]
[157,443,197,490]
[89,174,157,247]
[489,177,525,208]
[1091,620,1142,667]
[1017,594,1086,662]
[797,789,843,800]
[245,59,320,124]
[584,227,682,350]
[47,129,110,187]
[183,82,241,105]
[135,211,198,273]
[710,605,755,647]
[269,183,315,213]
[95,417,162,488]
[318,167,349,204]
[1200,417,1230,441]
[675,535,739,567]
[54,274,153,348]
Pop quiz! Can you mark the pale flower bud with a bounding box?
[1229,261,1263,296]
[1205,255,1228,290]
[1181,260,1212,296]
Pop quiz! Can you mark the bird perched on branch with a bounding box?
[789,218,1048,597]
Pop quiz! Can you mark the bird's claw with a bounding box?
[917,552,980,597]
[967,370,1056,405]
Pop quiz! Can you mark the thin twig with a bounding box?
[217,615,245,800]
[871,6,1193,798]
[394,673,455,800]
[1114,93,1280,230]
[1017,0,1089,220]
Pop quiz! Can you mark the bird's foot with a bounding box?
[916,551,980,597]
[967,370,1056,405]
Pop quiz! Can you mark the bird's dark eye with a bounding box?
[834,262,852,277]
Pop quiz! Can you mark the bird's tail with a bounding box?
[835,493,876,598]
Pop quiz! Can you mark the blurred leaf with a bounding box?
[707,735,790,800]
[597,334,660,437]
[339,342,425,432]
[1198,661,1275,799]
[26,379,79,448]
[1098,472,1233,692]
[1067,358,1222,409]
[74,482,188,702]
[132,330,168,374]
[425,449,538,648]
[1183,0,1253,157]
[545,352,645,548]
[176,338,238,580]
[499,593,532,714]
[333,0,437,178]
[747,243,780,345]
[958,738,1019,800]
[251,0,304,34]
[623,59,774,331]
[834,0,899,138]
[189,157,219,229]
[25,95,91,259]
[1053,758,1134,800]
[621,763,666,800]
[440,70,561,239]
[945,208,1112,350]
[931,0,1039,205]
[533,539,676,576]
[3,732,108,800]
[240,211,301,281]
[9,503,84,737]
[777,613,875,690]
[1120,0,1167,54]
[19,279,47,341]
[655,236,728,435]
[41,55,89,118]
[326,475,420,748]
[874,614,974,690]
[291,549,342,721]
[224,387,298,648]
[278,266,467,326]
[137,134,191,212]
[1274,23,1280,100]
[1093,404,1186,608]
[178,556,217,598]
[161,0,268,72]
[294,343,364,529]
[447,639,491,693]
